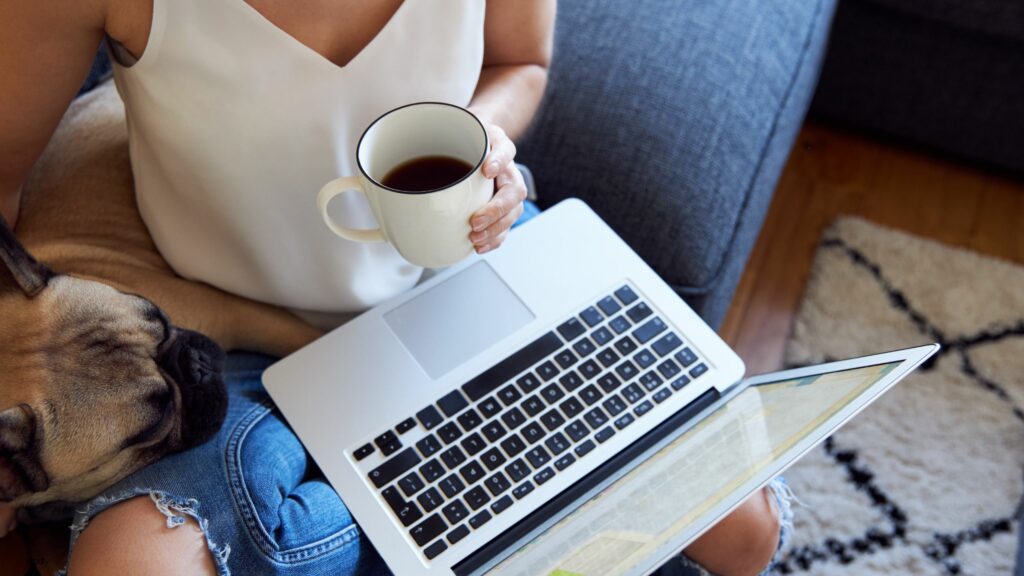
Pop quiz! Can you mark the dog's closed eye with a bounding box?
[121,389,175,449]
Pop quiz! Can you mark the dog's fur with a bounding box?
[0,80,323,523]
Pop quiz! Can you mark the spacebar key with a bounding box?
[462,332,562,401]
[369,448,421,488]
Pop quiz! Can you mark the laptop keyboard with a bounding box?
[351,285,709,561]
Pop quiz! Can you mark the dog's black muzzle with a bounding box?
[157,329,228,450]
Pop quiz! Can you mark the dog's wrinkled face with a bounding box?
[0,220,228,507]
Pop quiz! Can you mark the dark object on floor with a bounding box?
[810,0,1024,175]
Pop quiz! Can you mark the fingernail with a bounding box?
[478,244,493,254]
[485,160,501,177]
[470,231,486,243]
[472,218,490,232]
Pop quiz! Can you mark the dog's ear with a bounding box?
[0,404,49,501]
[0,215,53,298]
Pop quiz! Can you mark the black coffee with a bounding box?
[381,156,473,192]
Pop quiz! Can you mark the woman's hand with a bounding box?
[469,122,527,254]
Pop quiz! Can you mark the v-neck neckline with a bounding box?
[232,0,409,72]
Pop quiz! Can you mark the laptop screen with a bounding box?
[484,361,902,576]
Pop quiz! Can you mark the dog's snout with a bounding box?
[158,329,228,450]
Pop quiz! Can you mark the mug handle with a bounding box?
[316,176,386,243]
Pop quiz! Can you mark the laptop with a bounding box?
[263,199,936,575]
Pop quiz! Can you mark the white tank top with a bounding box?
[112,0,484,327]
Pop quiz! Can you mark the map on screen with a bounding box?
[485,362,900,576]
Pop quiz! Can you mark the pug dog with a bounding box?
[0,80,323,537]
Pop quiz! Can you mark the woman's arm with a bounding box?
[467,0,556,253]
[0,0,109,227]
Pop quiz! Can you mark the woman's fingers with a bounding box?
[482,124,516,178]
[472,201,524,249]
[471,164,526,233]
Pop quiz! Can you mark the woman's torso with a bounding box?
[107,0,485,327]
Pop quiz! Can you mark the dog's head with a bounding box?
[0,218,228,506]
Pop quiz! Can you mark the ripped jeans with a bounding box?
[61,353,793,575]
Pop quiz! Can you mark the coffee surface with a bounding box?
[381,156,473,192]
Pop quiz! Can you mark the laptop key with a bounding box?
[602,396,627,416]
[639,371,663,391]
[353,443,374,461]
[609,316,631,334]
[634,349,657,369]
[597,348,620,368]
[500,407,527,430]
[369,448,421,488]
[580,306,604,327]
[447,525,470,545]
[573,337,597,358]
[597,296,621,316]
[633,317,667,344]
[459,461,485,485]
[622,383,645,404]
[614,413,635,429]
[615,285,639,305]
[440,446,467,470]
[420,459,445,483]
[442,501,469,524]
[457,409,483,432]
[512,481,535,500]
[554,453,576,471]
[536,361,560,381]
[464,486,491,510]
[574,439,596,458]
[516,373,541,394]
[396,417,417,435]
[437,390,469,418]
[592,326,614,346]
[633,400,653,417]
[657,358,681,379]
[374,431,402,457]
[481,447,507,471]
[485,472,512,497]
[615,360,639,380]
[500,434,526,457]
[578,359,601,380]
[525,446,551,468]
[540,409,566,431]
[418,436,442,462]
[521,394,545,417]
[478,396,503,419]
[423,539,447,559]
[416,405,444,430]
[382,486,406,514]
[595,426,616,443]
[461,433,486,456]
[397,501,424,528]
[505,459,530,482]
[652,332,683,357]
[468,510,491,529]
[559,371,585,392]
[690,363,709,379]
[626,302,652,323]
[671,375,691,390]
[540,384,565,404]
[411,514,447,547]
[559,397,584,418]
[545,432,570,455]
[597,373,622,393]
[521,422,545,444]
[533,466,555,485]
[580,384,603,406]
[675,347,699,367]
[399,472,425,497]
[497,384,522,406]
[490,494,514,515]
[557,317,586,341]
[653,387,673,403]
[614,336,638,356]
[584,407,609,429]
[554,349,578,369]
[481,421,507,443]
[418,487,444,513]
[565,420,589,442]
[437,422,462,445]
[438,474,465,499]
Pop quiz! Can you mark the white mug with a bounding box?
[317,102,493,268]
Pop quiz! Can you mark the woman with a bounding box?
[0,1,785,574]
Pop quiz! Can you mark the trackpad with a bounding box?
[384,262,535,379]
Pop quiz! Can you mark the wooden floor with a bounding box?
[720,122,1024,375]
[2,123,1023,573]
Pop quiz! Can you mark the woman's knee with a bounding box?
[683,487,782,576]
[67,495,218,576]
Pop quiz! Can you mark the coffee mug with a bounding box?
[317,102,493,268]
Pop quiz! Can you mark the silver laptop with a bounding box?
[264,198,776,574]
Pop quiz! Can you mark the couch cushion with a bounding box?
[857,0,1024,45]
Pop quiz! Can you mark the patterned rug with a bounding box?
[771,217,1024,575]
